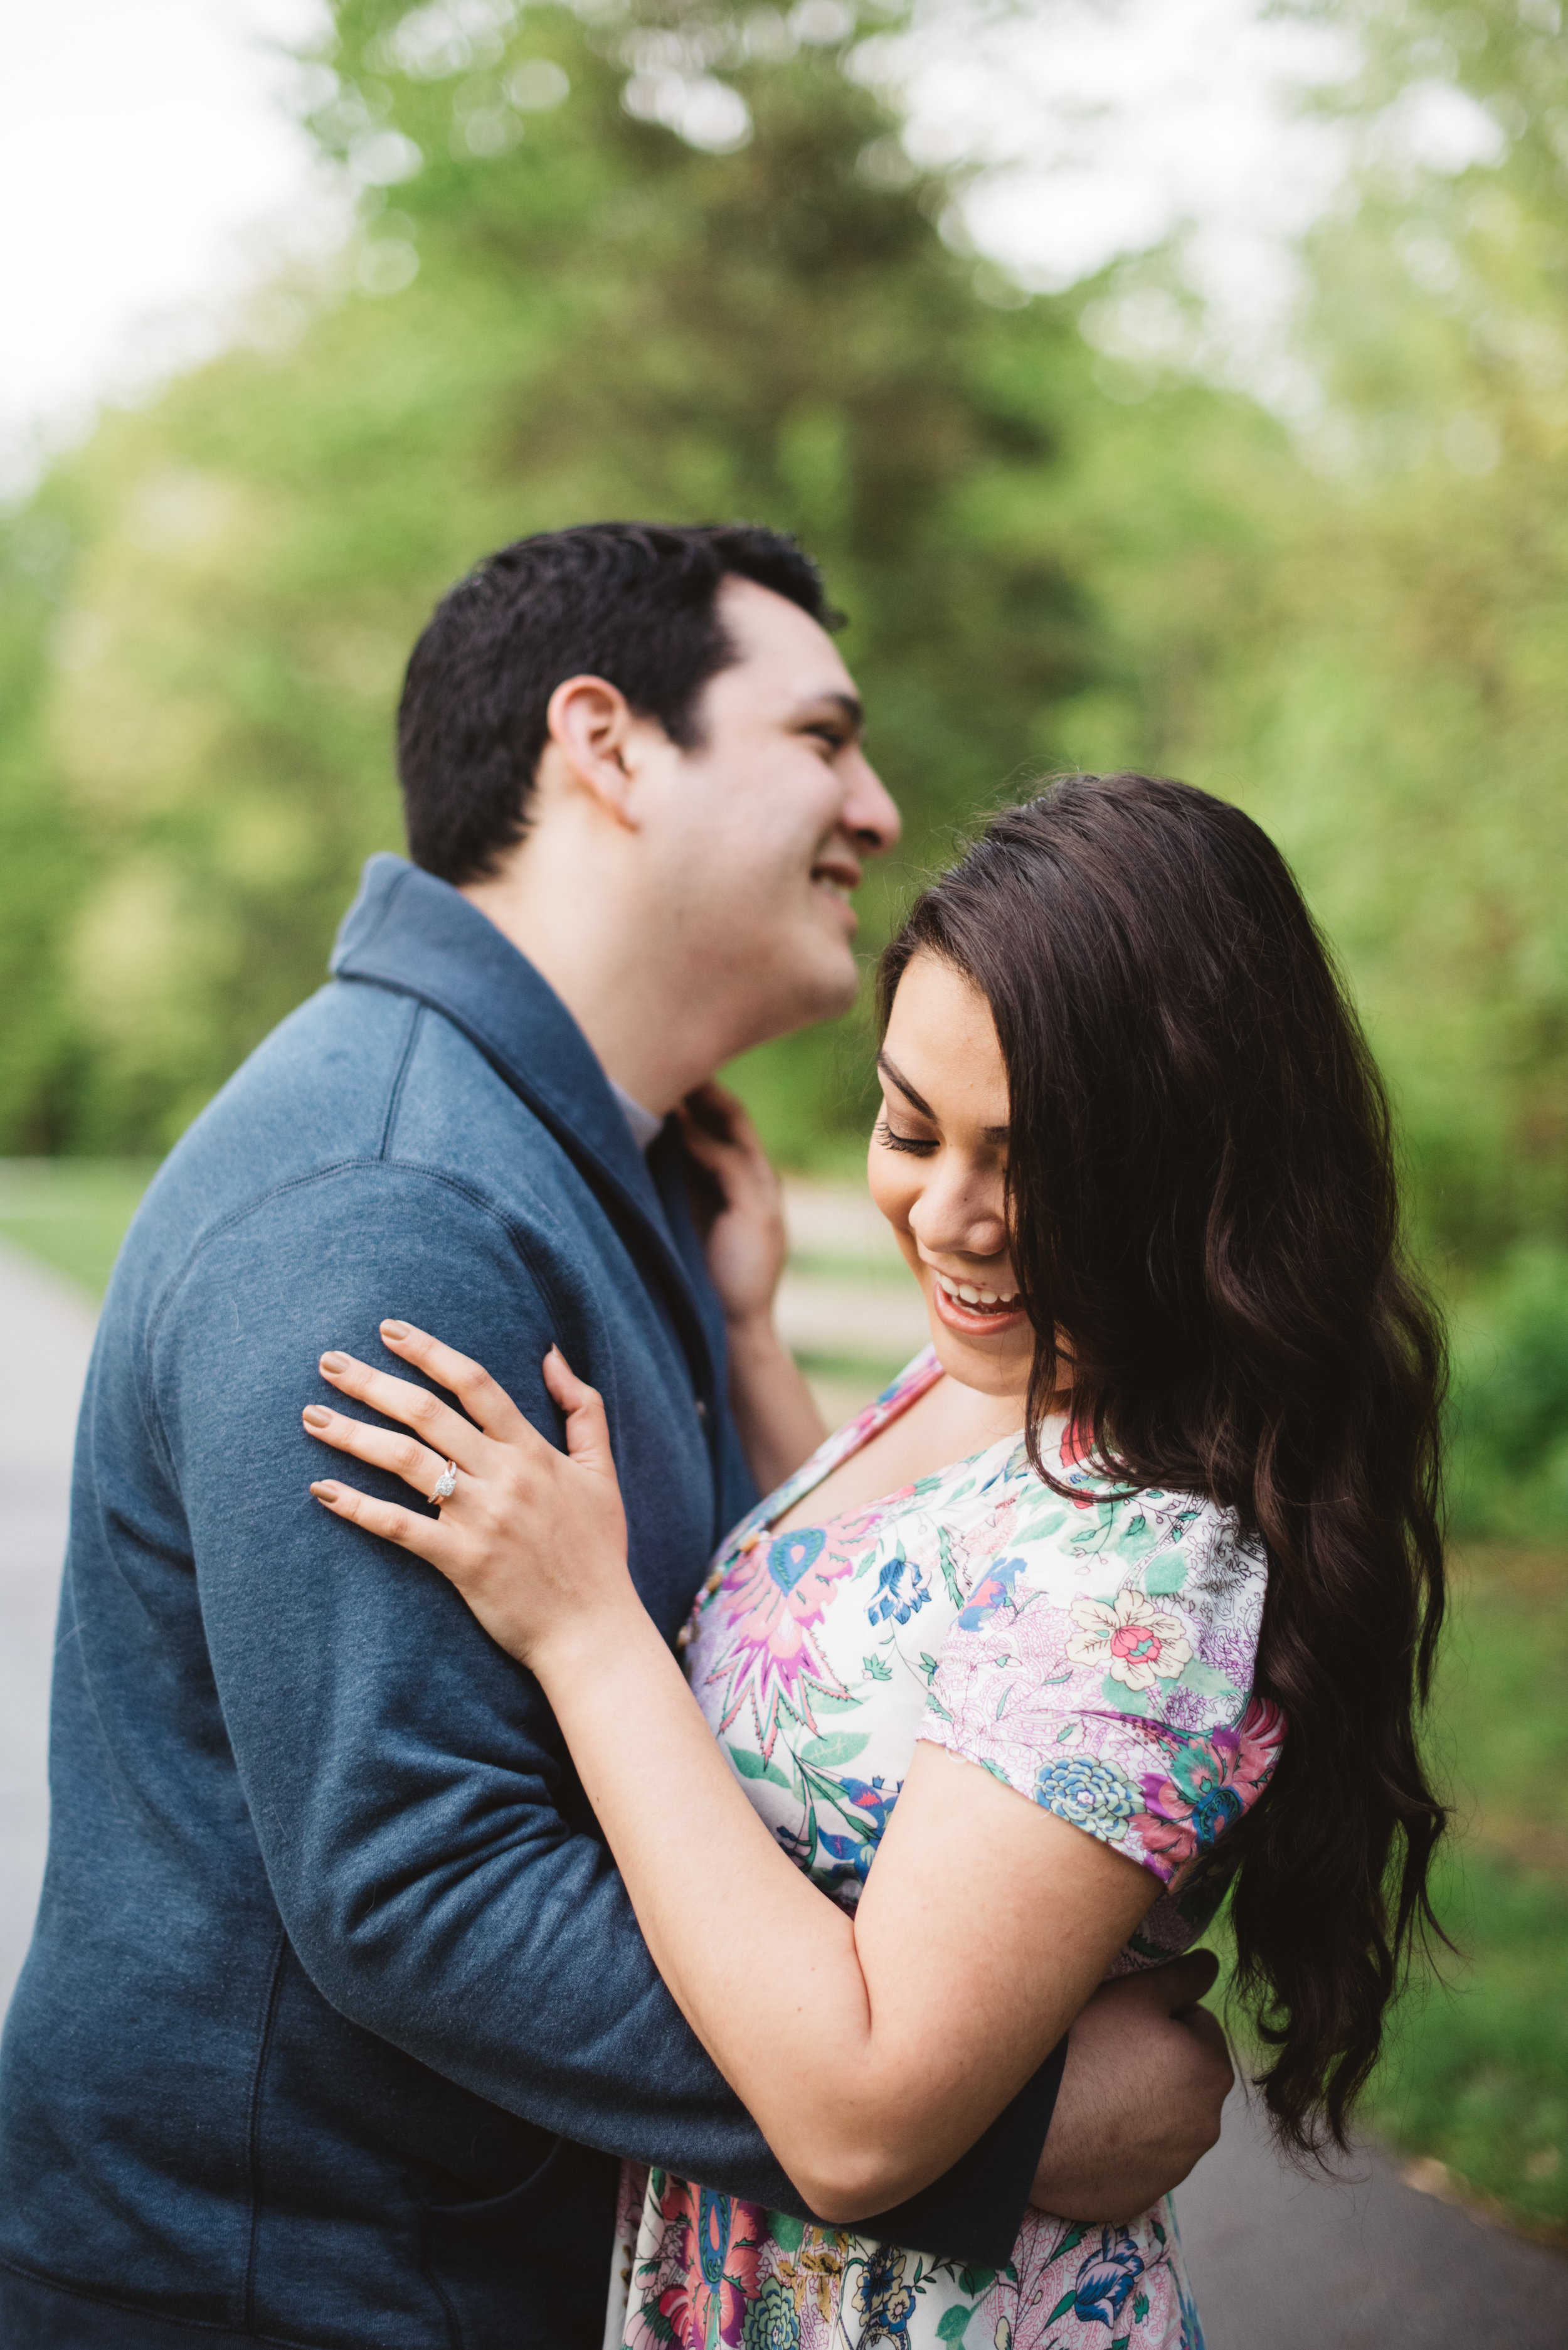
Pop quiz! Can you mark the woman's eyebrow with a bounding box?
[876,1051,935,1118]
[877,1049,1009,1142]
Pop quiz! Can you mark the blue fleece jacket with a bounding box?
[0,858,1060,2350]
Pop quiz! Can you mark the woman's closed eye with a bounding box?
[874,1115,938,1155]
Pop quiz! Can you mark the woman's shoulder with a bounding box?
[946,1422,1268,1643]
[919,1430,1281,1888]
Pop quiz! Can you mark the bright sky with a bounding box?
[0,0,1498,489]
[0,0,334,487]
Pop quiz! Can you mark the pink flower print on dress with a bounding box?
[1065,1590,1194,1691]
[637,2179,764,2350]
[1058,1417,1101,1507]
[704,1525,854,1762]
[1131,1695,1286,1878]
[955,1556,1027,1633]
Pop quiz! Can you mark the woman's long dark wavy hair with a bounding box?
[879,774,1448,2155]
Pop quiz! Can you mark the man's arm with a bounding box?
[155,1166,1059,2260]
[1030,1955,1234,2220]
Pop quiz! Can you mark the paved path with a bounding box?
[2,1228,1562,2343]
[0,1240,96,2008]
[1179,2096,1566,2346]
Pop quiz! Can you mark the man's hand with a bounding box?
[679,1082,790,1334]
[1029,1951,1234,2222]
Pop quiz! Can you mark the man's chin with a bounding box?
[743,947,863,1050]
[805,943,865,1023]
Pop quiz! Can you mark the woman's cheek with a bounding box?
[866,1137,921,1248]
[865,1128,912,1221]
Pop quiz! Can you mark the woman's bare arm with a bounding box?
[541,1611,1157,2217]
[303,1329,1157,2220]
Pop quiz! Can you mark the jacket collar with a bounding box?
[330,855,717,1403]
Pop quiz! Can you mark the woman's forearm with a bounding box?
[724,1315,827,1494]
[300,1329,1149,2220]
[534,1599,886,2210]
[530,1597,1120,2220]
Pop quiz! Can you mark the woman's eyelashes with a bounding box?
[874,1115,938,1156]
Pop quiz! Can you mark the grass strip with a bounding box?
[0,1159,160,1297]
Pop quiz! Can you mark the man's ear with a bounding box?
[544,675,642,830]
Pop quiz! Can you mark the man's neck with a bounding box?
[610,1082,664,1153]
[460,851,730,1118]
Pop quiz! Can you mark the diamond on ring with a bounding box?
[430,1460,458,1503]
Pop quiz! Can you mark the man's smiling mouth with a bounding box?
[810,851,862,904]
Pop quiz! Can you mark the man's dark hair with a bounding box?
[396,521,838,884]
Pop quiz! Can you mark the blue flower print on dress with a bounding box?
[815,1831,874,1890]
[1034,1753,1137,1838]
[768,1527,826,1594]
[955,1556,1025,1632]
[814,1775,901,1890]
[1189,1782,1244,1846]
[838,1774,898,1837]
[850,2244,916,2350]
[697,2188,733,2289]
[867,1550,931,1628]
[1069,2226,1147,2327]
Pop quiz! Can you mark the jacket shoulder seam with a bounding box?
[377,1001,425,1162]
[145,1158,558,1361]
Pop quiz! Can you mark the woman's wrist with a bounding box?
[723,1312,828,1492]
[724,1309,790,1370]
[528,1575,649,1691]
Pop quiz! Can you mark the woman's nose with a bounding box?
[909,1176,1008,1262]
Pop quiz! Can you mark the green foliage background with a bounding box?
[7,1,1567,1477]
[6,1,1566,1245]
[6,8,1563,1472]
[2,0,1567,2231]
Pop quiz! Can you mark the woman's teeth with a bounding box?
[936,1272,1019,1311]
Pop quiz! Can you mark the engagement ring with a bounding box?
[430,1460,458,1503]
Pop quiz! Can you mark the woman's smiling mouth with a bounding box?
[928,1268,1028,1336]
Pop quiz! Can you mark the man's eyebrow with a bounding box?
[793,690,864,735]
[877,1049,1009,1142]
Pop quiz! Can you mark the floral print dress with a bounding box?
[607,1349,1283,2350]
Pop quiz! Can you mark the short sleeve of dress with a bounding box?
[918,1474,1285,1888]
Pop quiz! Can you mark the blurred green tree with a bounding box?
[1229,0,1568,1257]
[0,0,1106,1157]
[6,0,1567,1280]
[1042,0,1568,1265]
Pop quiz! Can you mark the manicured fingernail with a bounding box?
[381,1320,410,1339]
[320,1352,349,1373]
[302,1406,331,1430]
[311,1481,341,1501]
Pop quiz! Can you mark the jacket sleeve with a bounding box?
[153,1164,1060,2265]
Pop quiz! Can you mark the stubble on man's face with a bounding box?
[653,578,901,1053]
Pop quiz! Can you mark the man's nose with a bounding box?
[842,747,901,854]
